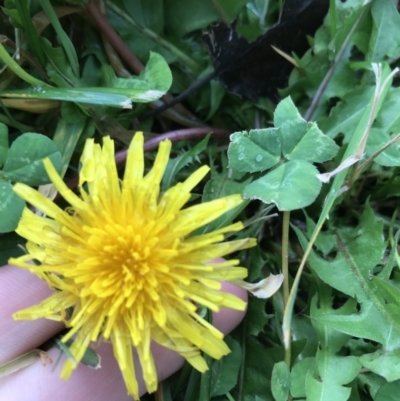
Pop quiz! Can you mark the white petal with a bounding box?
[236,274,284,298]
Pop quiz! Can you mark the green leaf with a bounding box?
[52,117,87,177]
[285,122,339,163]
[0,87,132,108]
[271,361,290,401]
[41,38,81,87]
[367,0,400,61]
[106,1,176,64]
[317,86,375,141]
[366,128,400,167]
[360,348,400,382]
[238,337,276,401]
[358,373,386,399]
[305,291,361,401]
[243,160,322,211]
[0,180,25,233]
[375,87,400,134]
[305,373,351,401]
[295,205,399,325]
[2,1,23,27]
[2,133,62,186]
[1,53,170,108]
[296,206,400,382]
[210,336,242,397]
[304,212,335,255]
[162,135,210,191]
[245,297,272,337]
[39,0,80,77]
[372,275,400,307]
[200,153,251,233]
[290,357,316,398]
[103,52,172,102]
[274,97,339,163]
[375,380,400,401]
[0,122,8,167]
[13,0,46,65]
[228,129,281,173]
[138,51,173,95]
[274,96,307,131]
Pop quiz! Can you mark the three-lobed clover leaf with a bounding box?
[228,96,339,211]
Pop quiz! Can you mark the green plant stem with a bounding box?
[282,210,291,367]
[105,1,203,73]
[0,350,46,378]
[86,0,143,74]
[0,42,49,87]
[0,114,34,132]
[282,211,290,305]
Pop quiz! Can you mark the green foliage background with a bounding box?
[2,0,400,400]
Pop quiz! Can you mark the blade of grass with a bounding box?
[0,101,35,132]
[0,42,48,87]
[53,118,86,177]
[14,0,46,65]
[0,349,49,378]
[38,0,80,78]
[0,87,132,108]
[1,98,60,113]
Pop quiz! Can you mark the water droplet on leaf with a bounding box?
[255,154,263,162]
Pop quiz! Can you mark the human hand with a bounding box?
[0,264,247,401]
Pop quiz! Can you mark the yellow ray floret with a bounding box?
[9,132,256,400]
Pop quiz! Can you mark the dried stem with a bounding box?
[86,0,143,74]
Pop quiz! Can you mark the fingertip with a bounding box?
[0,265,63,364]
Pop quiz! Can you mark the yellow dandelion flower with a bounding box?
[9,133,256,399]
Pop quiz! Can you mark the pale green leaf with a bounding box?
[210,336,242,397]
[271,361,290,401]
[305,372,351,401]
[0,180,25,233]
[375,381,400,401]
[366,128,400,167]
[228,129,281,173]
[2,133,62,186]
[290,358,316,398]
[243,160,322,211]
[103,52,172,102]
[274,97,338,163]
[368,0,400,61]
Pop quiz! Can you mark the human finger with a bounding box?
[0,265,63,365]
[0,281,247,401]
